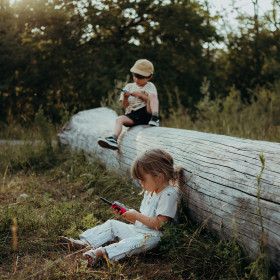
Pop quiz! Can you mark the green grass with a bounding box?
[1,89,279,279]
[0,140,277,280]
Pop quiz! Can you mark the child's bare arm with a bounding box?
[131,91,148,101]
[121,92,130,108]
[121,210,169,230]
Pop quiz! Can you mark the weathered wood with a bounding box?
[58,107,280,270]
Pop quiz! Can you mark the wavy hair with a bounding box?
[131,149,183,187]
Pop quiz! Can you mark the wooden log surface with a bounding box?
[57,107,280,270]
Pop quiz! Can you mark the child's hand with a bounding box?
[113,207,122,216]
[123,90,132,97]
[121,209,138,224]
[131,91,142,98]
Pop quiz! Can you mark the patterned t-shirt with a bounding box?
[120,82,158,114]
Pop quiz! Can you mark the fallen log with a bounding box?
[57,107,280,270]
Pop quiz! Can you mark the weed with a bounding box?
[35,107,53,153]
[159,208,246,280]
[246,153,270,279]
[100,77,129,116]
[161,84,280,142]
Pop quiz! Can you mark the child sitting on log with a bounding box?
[59,149,182,268]
[98,59,160,150]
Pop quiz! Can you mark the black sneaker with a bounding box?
[148,115,160,127]
[98,137,119,150]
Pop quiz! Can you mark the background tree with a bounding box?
[2,0,280,125]
[0,0,26,122]
[0,0,220,123]
[213,0,280,101]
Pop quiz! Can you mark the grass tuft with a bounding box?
[1,93,279,278]
[0,140,277,279]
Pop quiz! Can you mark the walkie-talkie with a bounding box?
[116,87,132,95]
[100,197,129,214]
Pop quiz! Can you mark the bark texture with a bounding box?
[58,107,280,270]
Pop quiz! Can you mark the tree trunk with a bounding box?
[58,107,280,270]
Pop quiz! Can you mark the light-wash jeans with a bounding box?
[79,219,161,261]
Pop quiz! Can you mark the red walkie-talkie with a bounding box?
[100,197,129,214]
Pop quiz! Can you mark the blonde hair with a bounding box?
[131,149,183,187]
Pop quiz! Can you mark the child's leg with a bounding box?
[79,219,134,249]
[104,232,161,261]
[98,116,133,150]
[146,93,159,115]
[146,93,160,126]
[58,236,90,251]
[112,115,134,138]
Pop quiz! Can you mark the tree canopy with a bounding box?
[1,0,280,123]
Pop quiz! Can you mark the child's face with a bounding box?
[132,73,150,87]
[139,171,163,193]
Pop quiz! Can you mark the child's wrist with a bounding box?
[134,211,140,221]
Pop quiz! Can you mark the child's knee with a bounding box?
[104,219,114,226]
[115,116,125,125]
[104,219,120,228]
[116,115,133,126]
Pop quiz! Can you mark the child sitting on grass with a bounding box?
[59,149,182,267]
[98,59,160,150]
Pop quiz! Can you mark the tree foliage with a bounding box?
[1,0,280,124]
[213,0,280,101]
[0,0,220,122]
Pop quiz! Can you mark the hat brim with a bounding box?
[130,66,152,77]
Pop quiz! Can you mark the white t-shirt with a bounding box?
[120,82,158,114]
[134,185,180,231]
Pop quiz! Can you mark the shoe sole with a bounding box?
[98,139,119,150]
[148,121,159,127]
